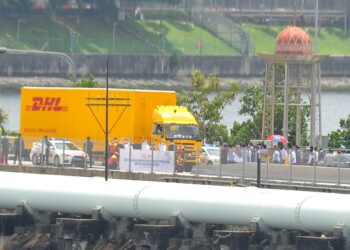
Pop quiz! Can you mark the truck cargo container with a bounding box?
[20,87,201,170]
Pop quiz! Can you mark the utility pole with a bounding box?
[105,57,109,181]
[85,58,131,181]
[69,31,75,56]
[113,22,117,53]
[17,19,25,49]
[314,0,319,55]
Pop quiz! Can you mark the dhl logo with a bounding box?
[25,97,68,112]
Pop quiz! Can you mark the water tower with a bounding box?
[261,24,324,147]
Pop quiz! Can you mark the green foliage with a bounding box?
[177,70,239,144]
[230,86,263,145]
[328,115,350,148]
[73,74,99,88]
[0,108,8,135]
[230,119,261,146]
[169,51,180,76]
[131,19,239,55]
[328,130,344,148]
[231,82,310,147]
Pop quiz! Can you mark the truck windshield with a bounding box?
[165,124,200,140]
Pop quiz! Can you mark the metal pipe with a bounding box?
[1,172,350,233]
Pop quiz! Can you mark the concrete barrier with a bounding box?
[0,54,349,78]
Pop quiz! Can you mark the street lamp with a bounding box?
[112,22,117,53]
[0,47,77,81]
[17,19,25,49]
[69,31,75,56]
[314,0,319,55]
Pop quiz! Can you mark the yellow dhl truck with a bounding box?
[20,87,202,170]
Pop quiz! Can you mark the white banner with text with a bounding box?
[119,148,175,174]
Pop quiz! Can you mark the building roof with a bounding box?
[275,26,312,55]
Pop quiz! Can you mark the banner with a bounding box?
[119,148,175,174]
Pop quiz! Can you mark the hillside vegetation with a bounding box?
[242,23,350,55]
[0,15,349,55]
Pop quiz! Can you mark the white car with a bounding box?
[201,146,220,166]
[30,138,88,167]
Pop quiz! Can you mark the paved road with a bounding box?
[191,162,350,185]
[7,159,350,186]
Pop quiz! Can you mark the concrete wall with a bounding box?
[0,54,349,78]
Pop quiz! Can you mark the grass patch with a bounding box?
[241,23,350,55]
[0,15,348,55]
[131,19,239,55]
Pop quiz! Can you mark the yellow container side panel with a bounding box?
[20,87,176,150]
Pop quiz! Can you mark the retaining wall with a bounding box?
[0,54,348,78]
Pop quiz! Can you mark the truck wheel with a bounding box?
[54,156,61,167]
[207,161,213,166]
[32,154,39,165]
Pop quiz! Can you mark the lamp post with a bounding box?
[0,47,77,81]
[17,19,25,49]
[314,0,319,54]
[112,22,117,53]
[69,31,75,56]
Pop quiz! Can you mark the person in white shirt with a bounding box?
[159,140,167,152]
[123,139,133,150]
[308,146,315,166]
[141,139,150,151]
[272,145,281,164]
[281,146,288,164]
[290,146,296,165]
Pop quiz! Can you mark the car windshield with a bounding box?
[206,148,220,156]
[53,142,79,150]
[165,124,201,140]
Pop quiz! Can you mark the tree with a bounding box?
[328,115,350,148]
[0,107,8,135]
[230,85,309,146]
[229,86,263,145]
[169,52,180,77]
[177,70,239,144]
[73,74,99,88]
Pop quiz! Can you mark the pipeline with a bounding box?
[0,171,349,233]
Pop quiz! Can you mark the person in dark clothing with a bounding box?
[13,134,24,165]
[84,137,94,168]
[44,136,50,166]
[295,145,302,165]
[1,135,9,165]
[220,143,229,164]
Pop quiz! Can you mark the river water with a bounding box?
[0,89,349,136]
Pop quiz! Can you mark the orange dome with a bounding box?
[275,26,312,55]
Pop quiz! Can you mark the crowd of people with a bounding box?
[220,142,328,166]
[0,133,346,169]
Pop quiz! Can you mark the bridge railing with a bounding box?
[2,136,350,187]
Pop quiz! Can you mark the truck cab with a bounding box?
[152,106,202,171]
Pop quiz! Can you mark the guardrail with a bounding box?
[2,136,350,188]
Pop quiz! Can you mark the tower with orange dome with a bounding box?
[261,24,325,147]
